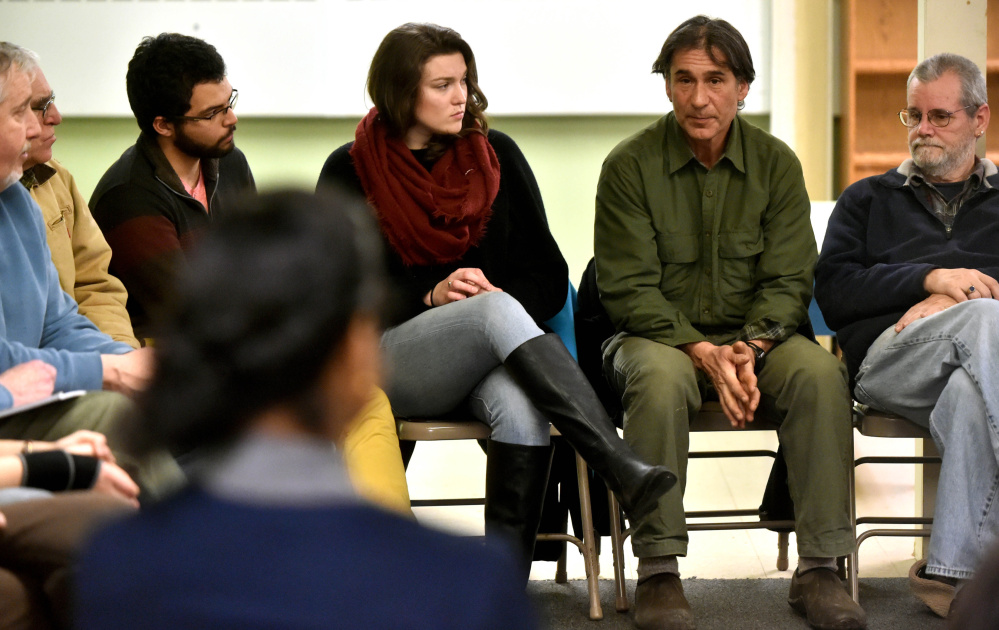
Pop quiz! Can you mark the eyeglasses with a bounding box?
[898,104,979,128]
[31,93,56,118]
[176,89,238,123]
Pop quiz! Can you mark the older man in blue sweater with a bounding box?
[816,53,998,620]
[0,43,167,493]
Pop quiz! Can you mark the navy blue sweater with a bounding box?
[815,164,999,383]
[77,486,536,629]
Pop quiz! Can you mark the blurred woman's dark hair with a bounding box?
[133,189,385,456]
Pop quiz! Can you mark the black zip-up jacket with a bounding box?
[90,133,255,336]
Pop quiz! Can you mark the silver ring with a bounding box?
[968,285,977,295]
[447,280,453,288]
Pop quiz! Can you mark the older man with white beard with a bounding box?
[816,52,999,620]
[0,42,178,498]
[18,49,139,348]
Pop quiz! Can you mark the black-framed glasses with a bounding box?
[898,104,979,128]
[176,89,238,123]
[31,93,56,118]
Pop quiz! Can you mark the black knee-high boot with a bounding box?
[504,333,677,523]
[483,439,554,582]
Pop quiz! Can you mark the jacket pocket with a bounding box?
[717,229,763,307]
[47,205,74,237]
[655,232,699,300]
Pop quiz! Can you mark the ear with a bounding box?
[151,116,175,138]
[664,78,673,103]
[975,103,990,138]
[737,80,749,104]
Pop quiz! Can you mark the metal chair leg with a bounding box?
[608,492,629,612]
[848,444,859,602]
[574,452,603,620]
[777,531,789,571]
[555,543,568,583]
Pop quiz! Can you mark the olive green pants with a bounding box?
[0,391,184,499]
[603,333,855,559]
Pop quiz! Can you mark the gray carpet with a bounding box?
[527,578,947,629]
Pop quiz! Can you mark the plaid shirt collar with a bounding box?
[898,157,992,227]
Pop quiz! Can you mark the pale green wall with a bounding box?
[53,114,767,282]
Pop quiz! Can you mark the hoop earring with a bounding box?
[737,100,746,111]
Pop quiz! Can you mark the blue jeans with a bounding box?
[381,292,550,446]
[855,299,999,580]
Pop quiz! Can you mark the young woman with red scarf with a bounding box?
[317,23,676,577]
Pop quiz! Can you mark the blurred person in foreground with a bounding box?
[75,190,536,630]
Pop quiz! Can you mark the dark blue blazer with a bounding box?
[76,487,536,629]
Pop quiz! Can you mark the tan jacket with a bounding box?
[22,160,140,348]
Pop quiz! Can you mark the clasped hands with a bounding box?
[683,340,771,428]
[426,267,502,307]
[895,268,999,332]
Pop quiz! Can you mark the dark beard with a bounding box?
[174,126,236,160]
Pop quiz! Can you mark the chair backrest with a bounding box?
[575,258,623,421]
[543,279,578,360]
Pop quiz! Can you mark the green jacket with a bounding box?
[594,113,815,348]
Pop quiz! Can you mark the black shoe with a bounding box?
[504,334,677,522]
[483,440,553,582]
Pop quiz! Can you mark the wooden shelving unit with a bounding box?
[841,0,999,192]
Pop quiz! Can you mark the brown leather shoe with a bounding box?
[634,573,696,630]
[788,568,867,629]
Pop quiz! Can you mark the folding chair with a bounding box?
[608,401,796,612]
[846,404,940,602]
[396,418,606,620]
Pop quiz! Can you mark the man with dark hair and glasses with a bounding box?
[90,33,255,338]
[89,34,414,518]
[16,47,139,349]
[816,52,997,619]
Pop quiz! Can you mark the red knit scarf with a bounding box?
[350,108,500,266]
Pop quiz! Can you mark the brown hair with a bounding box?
[366,23,488,154]
[652,15,756,87]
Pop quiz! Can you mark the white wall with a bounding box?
[0,0,771,117]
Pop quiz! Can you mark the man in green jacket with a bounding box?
[594,16,864,630]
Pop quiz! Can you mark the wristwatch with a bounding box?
[745,341,766,374]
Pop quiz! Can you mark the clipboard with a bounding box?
[0,390,87,420]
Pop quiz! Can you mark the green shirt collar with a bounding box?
[663,112,746,175]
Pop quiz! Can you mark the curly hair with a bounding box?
[126,33,227,136]
[133,190,385,456]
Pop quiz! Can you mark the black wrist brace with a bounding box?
[19,451,101,491]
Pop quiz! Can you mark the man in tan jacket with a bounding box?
[18,51,139,349]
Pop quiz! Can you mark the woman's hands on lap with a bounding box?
[426,268,502,307]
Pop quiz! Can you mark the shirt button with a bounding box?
[704,268,711,275]
[705,190,714,197]
[703,309,710,314]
